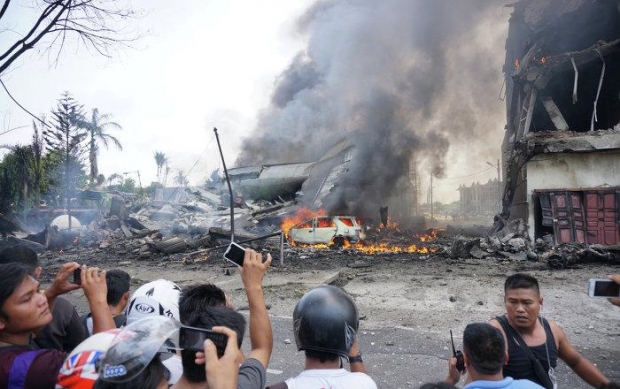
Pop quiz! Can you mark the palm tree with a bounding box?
[107,173,123,187]
[79,108,122,184]
[154,151,167,183]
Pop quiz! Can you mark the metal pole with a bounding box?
[497,159,501,212]
[430,173,434,223]
[280,231,285,267]
[213,128,235,242]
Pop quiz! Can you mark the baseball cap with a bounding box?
[56,329,120,389]
[126,279,181,324]
[97,316,181,383]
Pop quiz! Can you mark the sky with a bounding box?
[0,0,509,204]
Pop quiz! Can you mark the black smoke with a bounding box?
[238,0,508,214]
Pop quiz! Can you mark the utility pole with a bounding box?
[214,127,235,243]
[430,173,434,223]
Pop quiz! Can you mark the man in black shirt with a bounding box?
[490,274,610,389]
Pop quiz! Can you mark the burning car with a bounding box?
[288,215,366,245]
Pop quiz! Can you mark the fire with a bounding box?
[280,207,326,239]
[514,58,520,68]
[377,216,400,232]
[343,240,435,254]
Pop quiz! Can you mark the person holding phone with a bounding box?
[172,248,272,389]
[608,275,620,307]
[0,261,114,388]
[0,246,88,352]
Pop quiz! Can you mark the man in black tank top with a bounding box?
[490,274,611,389]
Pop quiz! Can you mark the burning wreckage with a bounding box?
[2,0,620,269]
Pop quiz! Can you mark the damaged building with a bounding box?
[502,0,620,245]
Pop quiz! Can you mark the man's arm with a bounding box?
[81,266,116,333]
[348,338,367,373]
[608,275,620,307]
[240,249,273,369]
[552,321,609,388]
[44,262,81,311]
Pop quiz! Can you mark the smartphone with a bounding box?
[73,268,82,285]
[223,242,246,267]
[588,279,620,297]
[179,326,228,356]
[450,330,465,373]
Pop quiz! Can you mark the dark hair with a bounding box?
[178,284,227,322]
[106,269,131,306]
[0,263,33,319]
[93,355,170,389]
[504,273,540,295]
[0,246,39,270]
[419,383,458,389]
[180,306,246,383]
[463,322,505,375]
[304,350,340,363]
[598,383,620,389]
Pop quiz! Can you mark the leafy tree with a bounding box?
[43,92,88,227]
[0,144,33,213]
[78,108,122,184]
[119,178,136,193]
[154,151,167,183]
[174,170,188,187]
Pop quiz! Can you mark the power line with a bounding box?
[437,166,494,180]
[0,79,49,128]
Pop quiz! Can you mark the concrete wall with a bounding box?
[525,151,620,239]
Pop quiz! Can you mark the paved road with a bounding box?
[260,315,620,389]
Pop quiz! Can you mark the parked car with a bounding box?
[288,216,365,245]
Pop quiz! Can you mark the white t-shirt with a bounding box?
[163,355,183,385]
[285,368,377,389]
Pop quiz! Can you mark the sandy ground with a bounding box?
[43,245,620,387]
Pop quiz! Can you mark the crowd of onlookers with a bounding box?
[0,245,618,389]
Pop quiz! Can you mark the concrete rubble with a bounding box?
[0,186,615,270]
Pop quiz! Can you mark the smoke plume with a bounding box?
[238,0,508,214]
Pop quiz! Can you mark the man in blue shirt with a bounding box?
[445,322,544,389]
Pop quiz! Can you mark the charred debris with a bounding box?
[2,0,620,269]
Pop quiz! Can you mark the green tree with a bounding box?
[174,170,188,187]
[154,151,167,183]
[78,108,122,184]
[43,92,88,227]
[0,144,33,213]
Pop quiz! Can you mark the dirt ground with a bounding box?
[41,240,620,386]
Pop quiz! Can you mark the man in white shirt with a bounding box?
[268,285,377,389]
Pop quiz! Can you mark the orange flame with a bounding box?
[514,59,520,68]
[280,207,327,240]
[377,216,400,232]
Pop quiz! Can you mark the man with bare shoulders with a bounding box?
[490,273,611,389]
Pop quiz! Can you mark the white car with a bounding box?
[288,216,366,245]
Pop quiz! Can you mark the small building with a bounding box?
[458,179,502,216]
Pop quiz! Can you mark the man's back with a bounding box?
[285,368,377,389]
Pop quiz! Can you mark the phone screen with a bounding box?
[592,280,620,297]
[224,243,245,266]
[73,268,82,285]
[179,327,227,356]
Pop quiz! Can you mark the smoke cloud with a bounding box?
[238,0,509,213]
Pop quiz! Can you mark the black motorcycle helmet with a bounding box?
[293,285,359,358]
